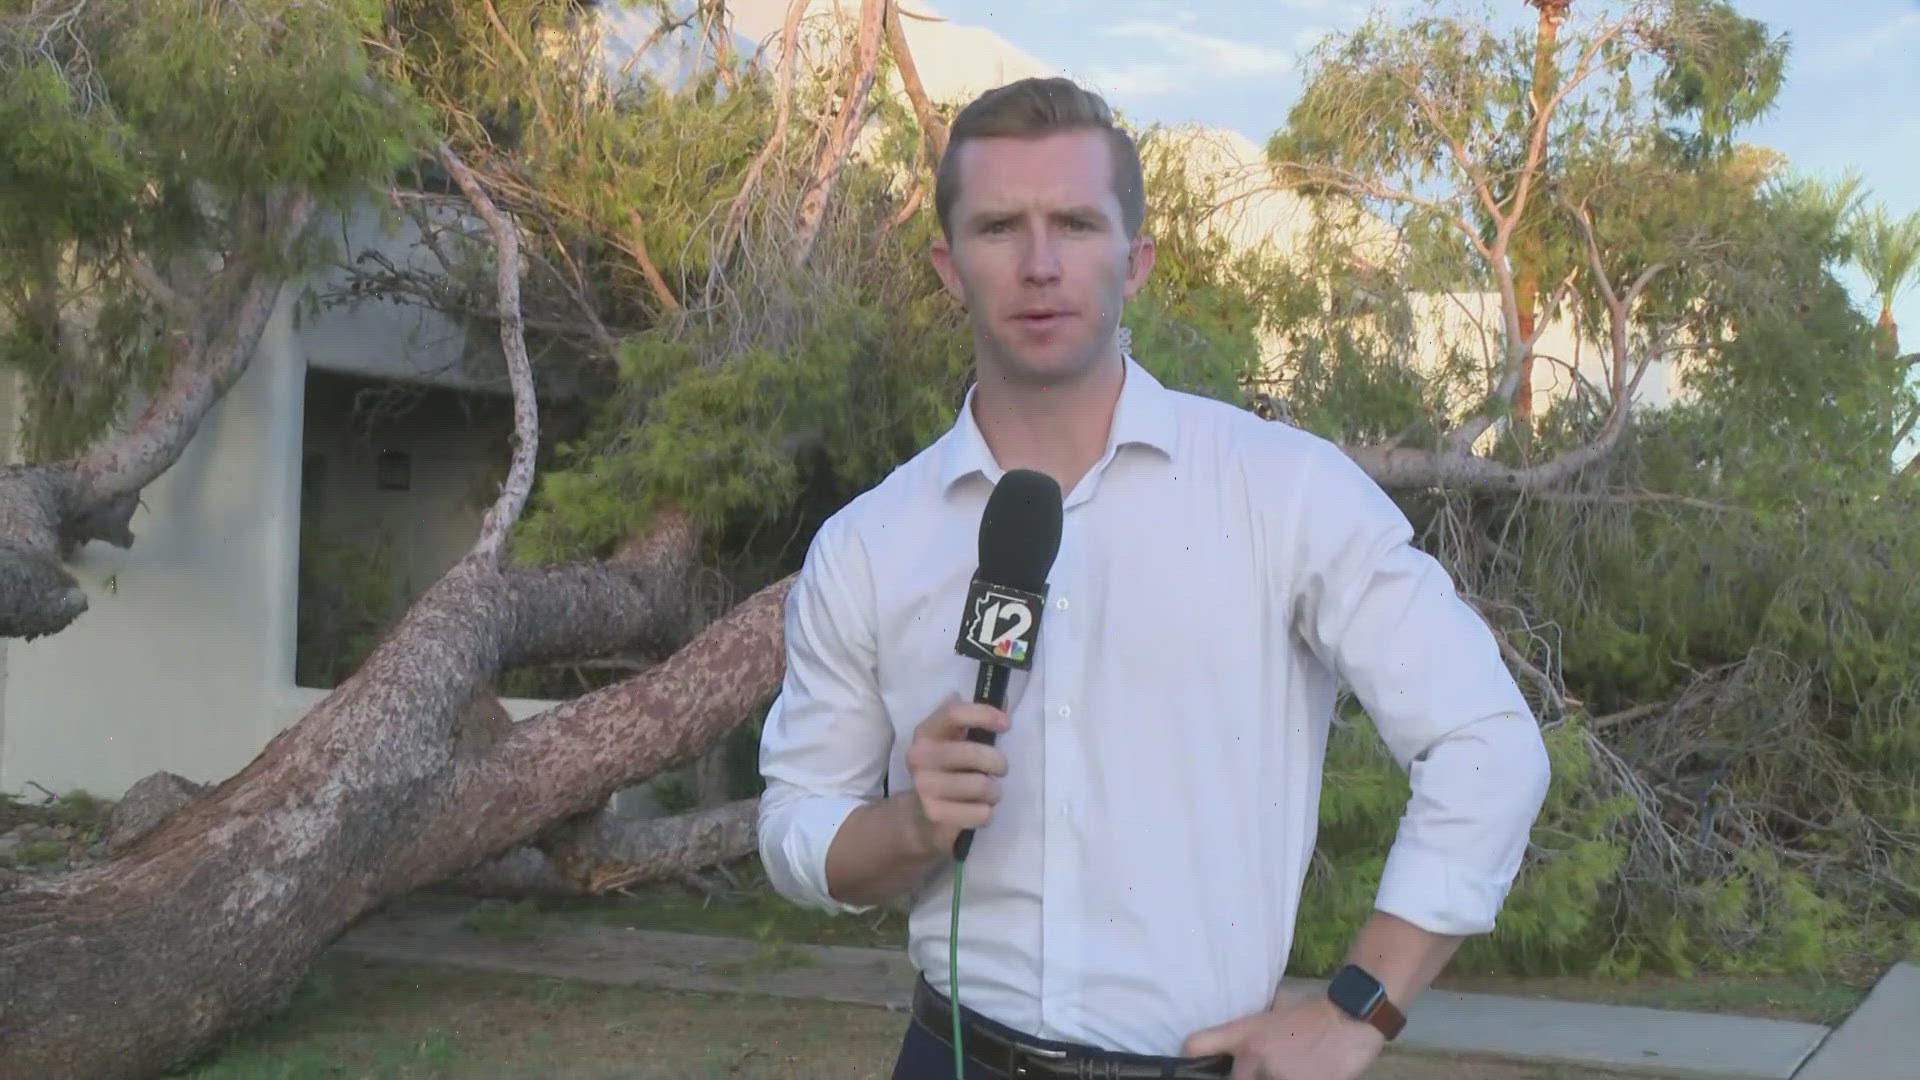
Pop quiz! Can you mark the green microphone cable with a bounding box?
[945,468,1063,1079]
[950,860,965,1079]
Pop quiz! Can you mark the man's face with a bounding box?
[932,128,1154,388]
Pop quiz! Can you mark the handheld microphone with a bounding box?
[949,468,1063,862]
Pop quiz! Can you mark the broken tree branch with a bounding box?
[885,0,946,161]
[0,185,321,640]
[122,253,199,330]
[70,189,316,508]
[1345,419,1626,492]
[497,515,698,668]
[713,0,805,285]
[543,798,758,894]
[624,207,683,316]
[435,142,536,568]
[1445,262,1587,456]
[446,799,758,898]
[1589,701,1664,732]
[792,0,885,265]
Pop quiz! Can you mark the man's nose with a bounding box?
[1020,229,1063,283]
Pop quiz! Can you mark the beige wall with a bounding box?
[0,286,308,797]
[298,201,510,395]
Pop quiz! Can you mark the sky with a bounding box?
[922,0,1920,352]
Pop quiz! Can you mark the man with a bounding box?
[757,76,1552,1080]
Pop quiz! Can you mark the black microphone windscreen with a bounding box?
[977,469,1063,591]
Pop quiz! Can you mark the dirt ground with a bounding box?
[176,953,1650,1079]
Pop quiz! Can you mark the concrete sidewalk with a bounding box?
[329,910,1879,1079]
[1792,960,1920,1079]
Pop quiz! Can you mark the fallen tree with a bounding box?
[0,133,786,1075]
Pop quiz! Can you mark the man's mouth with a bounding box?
[1012,310,1072,330]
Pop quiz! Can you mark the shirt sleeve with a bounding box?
[756,513,892,916]
[1285,438,1552,937]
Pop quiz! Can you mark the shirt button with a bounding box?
[1056,597,1070,610]
[1058,705,1071,718]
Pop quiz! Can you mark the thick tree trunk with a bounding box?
[0,556,793,1079]
[1513,270,1539,434]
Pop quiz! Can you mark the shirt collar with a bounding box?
[937,352,1179,492]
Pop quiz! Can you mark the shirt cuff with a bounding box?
[758,790,878,916]
[1372,839,1515,937]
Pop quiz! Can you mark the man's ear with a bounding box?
[1123,234,1156,299]
[931,237,966,307]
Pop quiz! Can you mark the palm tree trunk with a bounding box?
[1512,1,1570,441]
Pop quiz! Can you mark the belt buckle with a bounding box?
[1006,1039,1071,1079]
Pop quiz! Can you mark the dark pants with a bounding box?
[888,994,1214,1080]
[889,1014,1005,1080]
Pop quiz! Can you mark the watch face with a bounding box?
[1328,965,1386,1017]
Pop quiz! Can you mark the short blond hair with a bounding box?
[934,77,1146,240]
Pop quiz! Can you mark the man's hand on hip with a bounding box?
[1181,991,1385,1080]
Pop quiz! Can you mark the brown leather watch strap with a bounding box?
[1366,995,1407,1041]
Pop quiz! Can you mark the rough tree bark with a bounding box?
[0,154,794,1080]
[0,189,315,640]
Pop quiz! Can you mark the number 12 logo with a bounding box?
[973,597,1033,660]
[954,579,1047,670]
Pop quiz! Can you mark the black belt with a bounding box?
[910,974,1234,1079]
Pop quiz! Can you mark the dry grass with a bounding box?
[173,952,1656,1080]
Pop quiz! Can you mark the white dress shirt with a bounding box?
[757,355,1551,1056]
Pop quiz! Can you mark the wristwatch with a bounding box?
[1326,964,1407,1041]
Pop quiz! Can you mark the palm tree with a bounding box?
[1510,0,1572,436]
[1851,206,1920,359]
[1851,207,1920,474]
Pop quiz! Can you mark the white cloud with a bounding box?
[1084,62,1183,96]
[1104,20,1296,77]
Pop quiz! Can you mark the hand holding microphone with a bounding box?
[902,696,1010,857]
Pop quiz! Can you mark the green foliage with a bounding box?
[0,53,140,243]
[102,0,418,194]
[649,771,697,815]
[1253,0,1916,983]
[1291,711,1629,977]
[1648,0,1789,154]
[0,0,421,457]
[1849,204,1920,349]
